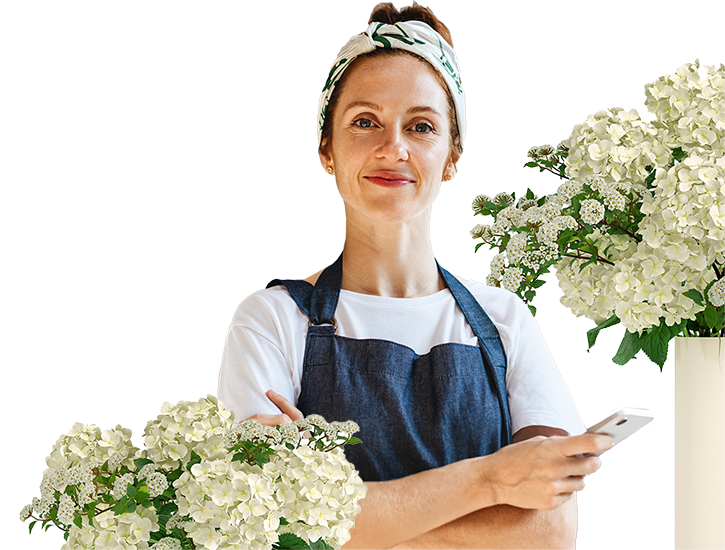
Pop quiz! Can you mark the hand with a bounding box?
[482,432,614,510]
[242,390,304,426]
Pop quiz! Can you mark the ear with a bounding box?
[444,150,460,180]
[319,141,333,173]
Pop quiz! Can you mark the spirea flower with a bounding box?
[580,199,605,224]
[57,494,76,526]
[470,224,484,239]
[112,472,135,500]
[153,538,182,550]
[19,504,33,522]
[146,472,169,498]
[501,267,524,292]
[709,278,725,307]
[493,192,514,207]
[471,194,491,211]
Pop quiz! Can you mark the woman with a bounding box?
[218,3,612,548]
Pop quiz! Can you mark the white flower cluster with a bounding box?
[645,60,725,157]
[45,423,137,473]
[640,155,725,264]
[23,398,367,550]
[142,395,235,469]
[153,537,182,550]
[710,277,725,307]
[556,232,712,331]
[60,508,159,550]
[24,424,137,529]
[482,193,576,293]
[477,62,725,335]
[175,416,366,550]
[565,107,671,190]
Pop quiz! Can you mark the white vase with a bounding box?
[675,337,725,549]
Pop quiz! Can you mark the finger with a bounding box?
[266,390,304,421]
[561,432,614,458]
[244,413,292,426]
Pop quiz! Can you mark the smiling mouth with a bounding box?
[365,176,412,187]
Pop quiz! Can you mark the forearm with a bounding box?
[390,495,578,550]
[341,455,495,549]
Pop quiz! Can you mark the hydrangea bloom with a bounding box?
[142,395,235,469]
[23,397,366,550]
[473,61,725,366]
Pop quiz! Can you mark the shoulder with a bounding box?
[229,284,306,329]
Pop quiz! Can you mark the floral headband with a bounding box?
[317,20,466,151]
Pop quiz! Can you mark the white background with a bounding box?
[2,1,723,548]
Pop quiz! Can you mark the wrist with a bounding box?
[467,454,502,509]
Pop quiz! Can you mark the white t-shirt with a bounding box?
[218,279,585,437]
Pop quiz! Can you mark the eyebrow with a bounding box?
[343,101,443,118]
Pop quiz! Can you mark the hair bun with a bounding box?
[368,2,453,47]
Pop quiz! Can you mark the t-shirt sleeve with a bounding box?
[217,288,303,422]
[469,282,586,436]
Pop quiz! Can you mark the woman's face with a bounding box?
[320,54,457,226]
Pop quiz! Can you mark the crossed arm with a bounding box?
[253,391,612,549]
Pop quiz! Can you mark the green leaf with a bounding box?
[135,488,150,504]
[126,485,137,498]
[526,188,535,200]
[531,279,546,289]
[158,502,178,516]
[587,315,620,350]
[639,322,672,370]
[74,514,83,529]
[524,161,539,168]
[310,539,335,549]
[134,458,155,471]
[684,289,704,306]
[113,496,129,515]
[704,305,719,329]
[275,532,311,549]
[672,147,688,162]
[527,304,537,316]
[612,330,643,365]
[187,451,202,470]
[28,520,37,534]
[524,290,535,302]
[347,437,362,445]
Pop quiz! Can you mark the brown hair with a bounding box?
[318,2,461,161]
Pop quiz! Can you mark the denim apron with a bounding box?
[267,254,512,481]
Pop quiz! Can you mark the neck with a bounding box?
[341,207,443,298]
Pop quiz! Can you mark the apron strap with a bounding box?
[266,279,313,318]
[308,253,343,326]
[266,253,343,326]
[438,262,513,446]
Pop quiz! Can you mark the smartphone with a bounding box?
[584,407,653,456]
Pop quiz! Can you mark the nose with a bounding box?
[375,126,409,162]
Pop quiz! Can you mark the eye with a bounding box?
[352,117,374,128]
[411,121,434,134]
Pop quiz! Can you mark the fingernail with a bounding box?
[268,390,277,397]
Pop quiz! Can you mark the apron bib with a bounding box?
[267,254,511,481]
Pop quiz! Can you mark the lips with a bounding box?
[364,171,415,188]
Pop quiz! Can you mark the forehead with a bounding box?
[336,54,449,116]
